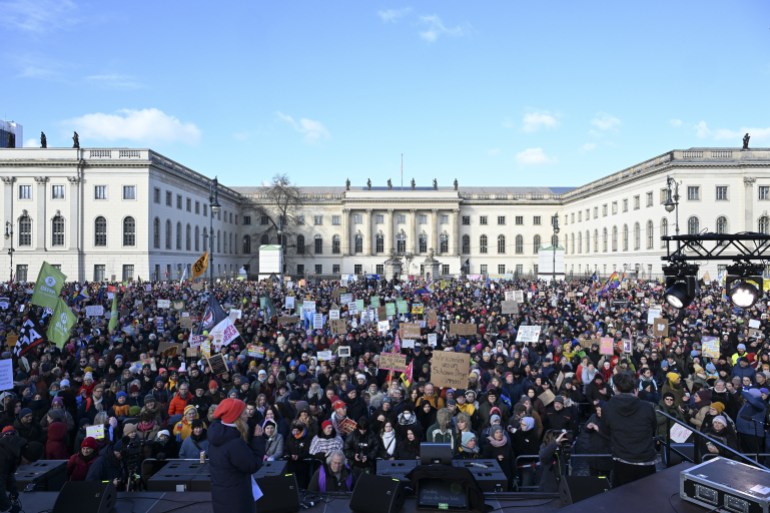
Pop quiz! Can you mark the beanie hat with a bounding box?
[213,398,246,424]
[144,394,156,404]
[745,388,762,399]
[52,396,64,406]
[490,414,501,425]
[711,401,725,413]
[521,416,536,431]
[738,343,747,351]
[82,436,98,450]
[122,423,137,436]
[712,415,727,427]
[59,379,70,388]
[209,380,219,389]
[184,405,197,416]
[321,419,333,431]
[461,431,476,445]
[2,426,14,434]
[554,395,565,405]
[19,408,32,418]
[666,372,680,384]
[332,400,346,411]
[191,419,204,430]
[298,364,308,374]
[116,391,127,400]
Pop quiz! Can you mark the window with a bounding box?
[585,231,590,254]
[646,191,654,207]
[297,215,305,225]
[154,187,161,204]
[716,186,728,201]
[176,222,182,249]
[95,217,107,246]
[166,191,172,206]
[175,195,182,209]
[354,264,362,275]
[332,215,341,226]
[497,216,505,226]
[759,186,770,200]
[462,216,470,225]
[497,264,505,275]
[646,220,654,249]
[243,216,251,225]
[396,214,406,224]
[513,235,521,254]
[375,214,384,225]
[479,216,488,225]
[578,232,582,253]
[612,201,618,214]
[602,204,608,217]
[439,233,448,254]
[396,232,407,253]
[296,235,305,254]
[602,228,608,252]
[515,216,524,226]
[92,185,106,200]
[533,235,541,253]
[195,226,200,251]
[418,233,428,253]
[634,195,640,210]
[354,233,363,253]
[479,235,488,254]
[313,215,323,226]
[622,199,628,212]
[633,223,640,250]
[297,264,305,276]
[186,198,192,212]
[122,264,134,281]
[165,220,172,249]
[418,214,427,225]
[759,216,770,234]
[716,216,728,234]
[578,211,582,222]
[334,264,341,274]
[687,216,700,235]
[153,218,160,249]
[480,264,488,275]
[203,205,207,216]
[533,216,541,225]
[93,265,106,282]
[352,214,362,225]
[441,264,449,275]
[122,217,135,246]
[328,234,338,254]
[18,185,31,200]
[51,215,65,246]
[15,264,28,282]
[660,218,668,248]
[462,235,470,254]
[313,235,324,254]
[315,264,322,275]
[185,224,191,250]
[242,235,251,254]
[52,185,64,199]
[687,186,700,201]
[593,230,599,252]
[123,185,136,200]
[497,235,506,254]
[375,233,384,253]
[622,225,628,251]
[593,207,598,219]
[439,214,448,225]
[18,215,31,246]
[260,215,269,226]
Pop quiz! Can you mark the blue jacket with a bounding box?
[735,391,767,437]
[208,421,261,513]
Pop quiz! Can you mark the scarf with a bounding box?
[294,426,307,439]
[381,430,396,456]
[487,435,507,448]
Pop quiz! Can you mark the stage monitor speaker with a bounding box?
[52,481,116,513]
[256,474,300,513]
[559,475,609,505]
[350,473,405,513]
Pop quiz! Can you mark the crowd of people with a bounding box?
[0,273,768,503]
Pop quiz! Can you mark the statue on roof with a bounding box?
[411,178,416,190]
[433,178,437,190]
[743,133,750,150]
[40,132,47,149]
[367,178,372,190]
[387,179,392,189]
[346,178,350,191]
[453,178,458,191]
[72,131,80,149]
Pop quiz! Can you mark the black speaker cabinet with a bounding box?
[350,473,405,513]
[256,474,300,513]
[53,481,116,513]
[559,475,610,505]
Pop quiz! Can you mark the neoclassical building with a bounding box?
[0,145,768,282]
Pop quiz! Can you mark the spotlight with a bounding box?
[726,263,764,309]
[663,263,699,309]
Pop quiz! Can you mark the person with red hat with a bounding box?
[66,437,99,481]
[309,419,343,461]
[208,398,261,513]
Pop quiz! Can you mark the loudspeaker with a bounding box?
[52,481,116,513]
[350,474,405,513]
[256,474,300,513]
[559,476,610,505]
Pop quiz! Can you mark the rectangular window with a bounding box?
[316,237,324,254]
[418,214,428,225]
[313,215,323,226]
[687,186,700,201]
[332,215,341,226]
[497,216,505,225]
[633,195,640,210]
[570,213,575,224]
[195,201,200,214]
[480,264,488,275]
[186,198,192,212]
[18,185,31,200]
[622,199,628,212]
[15,264,28,282]
[203,204,208,217]
[333,264,341,274]
[260,215,270,225]
[602,204,608,217]
[479,216,488,225]
[94,185,107,200]
[243,216,251,225]
[122,264,134,281]
[376,264,385,275]
[578,211,582,222]
[315,264,322,275]
[352,214,362,224]
[166,191,172,206]
[593,207,598,219]
[515,264,523,276]
[396,214,406,224]
[93,264,106,282]
[759,186,770,201]
[123,185,136,200]
[462,216,470,226]
[646,191,654,207]
[375,214,384,224]
[533,216,541,226]
[439,214,449,225]
[51,185,65,199]
[715,186,728,201]
[354,264,363,275]
[498,264,506,274]
[176,194,182,209]
[441,264,449,276]
[296,264,305,276]
[297,215,305,225]
[154,187,161,204]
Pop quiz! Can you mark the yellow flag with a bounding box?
[192,252,209,280]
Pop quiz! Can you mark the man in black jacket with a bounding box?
[343,418,379,477]
[0,430,43,513]
[601,371,657,487]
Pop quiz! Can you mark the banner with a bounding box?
[210,317,241,348]
[192,252,209,280]
[47,298,77,349]
[108,293,119,334]
[31,262,67,310]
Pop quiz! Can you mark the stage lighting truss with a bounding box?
[663,263,700,309]
[725,263,765,309]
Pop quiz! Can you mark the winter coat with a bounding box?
[0,434,26,512]
[179,434,210,459]
[575,413,612,472]
[85,448,126,487]
[44,420,70,459]
[602,393,657,463]
[66,452,97,481]
[736,392,767,437]
[208,421,261,513]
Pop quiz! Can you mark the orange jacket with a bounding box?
[167,393,190,416]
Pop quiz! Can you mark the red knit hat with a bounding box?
[321,420,333,431]
[332,400,346,411]
[209,380,219,389]
[213,398,246,424]
[81,437,98,450]
[2,426,14,434]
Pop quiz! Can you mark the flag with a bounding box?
[200,294,227,333]
[47,298,77,349]
[400,360,413,388]
[179,266,188,286]
[14,310,49,357]
[192,252,209,280]
[599,272,621,296]
[72,287,90,303]
[393,331,401,353]
[260,296,275,319]
[31,262,67,309]
[108,292,119,334]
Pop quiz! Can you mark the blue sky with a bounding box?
[2,1,769,187]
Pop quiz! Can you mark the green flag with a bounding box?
[31,262,67,309]
[108,293,119,334]
[47,298,77,349]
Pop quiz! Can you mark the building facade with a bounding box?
[1,145,768,283]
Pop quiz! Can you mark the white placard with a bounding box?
[229,309,242,321]
[285,296,295,309]
[329,309,340,320]
[427,333,438,347]
[670,423,692,444]
[749,319,761,329]
[157,299,171,309]
[85,305,104,317]
[340,293,353,305]
[313,313,324,329]
[0,360,13,391]
[303,301,316,312]
[317,350,333,361]
[377,320,390,334]
[402,339,415,349]
[515,325,542,343]
[647,307,662,325]
[86,424,105,440]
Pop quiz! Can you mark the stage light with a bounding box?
[663,263,699,309]
[726,263,764,309]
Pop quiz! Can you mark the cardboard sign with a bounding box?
[206,354,228,375]
[85,305,104,317]
[431,351,470,390]
[599,336,614,356]
[337,417,358,435]
[157,299,171,309]
[158,341,180,357]
[426,310,438,329]
[330,319,347,335]
[670,423,692,444]
[653,317,669,338]
[185,347,199,358]
[191,282,204,291]
[501,301,518,314]
[379,352,407,372]
[278,316,300,326]
[180,316,193,329]
[515,325,541,343]
[449,323,477,337]
[400,323,422,339]
[377,306,387,321]
[538,389,555,407]
[173,300,185,310]
[514,290,524,303]
[5,334,18,349]
[701,336,720,358]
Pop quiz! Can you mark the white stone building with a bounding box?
[1,145,768,283]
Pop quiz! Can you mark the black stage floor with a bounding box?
[17,463,701,513]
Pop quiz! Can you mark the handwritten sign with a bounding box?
[431,351,470,389]
[337,346,351,358]
[501,301,518,314]
[85,305,104,317]
[515,325,541,343]
[206,354,228,375]
[449,323,477,337]
[0,359,12,391]
[379,352,407,372]
[158,341,180,357]
[400,323,422,339]
[157,299,171,309]
[386,303,396,317]
[278,315,300,326]
[653,317,669,338]
[330,319,347,335]
[427,333,438,347]
[600,336,614,356]
[701,336,720,358]
[317,350,333,361]
[86,424,105,440]
[647,307,662,325]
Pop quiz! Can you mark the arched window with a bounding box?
[646,220,654,249]
[633,223,640,250]
[551,233,559,247]
[497,235,506,254]
[317,235,325,254]
[515,235,523,254]
[165,220,172,249]
[18,214,31,246]
[216,229,221,253]
[461,234,470,254]
[354,233,363,254]
[95,216,107,246]
[176,222,182,250]
[479,235,488,254]
[602,228,608,252]
[759,216,770,235]
[533,235,541,253]
[578,232,582,254]
[396,231,406,253]
[593,229,598,253]
[51,214,65,246]
[612,226,618,252]
[418,232,428,253]
[331,234,339,254]
[242,235,251,254]
[260,234,269,245]
[716,216,728,234]
[186,224,191,251]
[439,233,449,254]
[194,226,200,251]
[375,233,384,253]
[296,234,305,254]
[585,231,590,254]
[123,217,135,246]
[660,218,668,248]
[153,218,160,249]
[622,224,628,251]
[203,228,208,251]
[570,233,574,254]
[688,216,699,235]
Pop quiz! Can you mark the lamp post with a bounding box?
[664,175,680,235]
[209,177,221,290]
[4,222,13,282]
[551,213,560,285]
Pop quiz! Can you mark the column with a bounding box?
[341,208,350,255]
[452,210,460,255]
[364,209,372,255]
[1,177,14,252]
[431,209,438,253]
[35,177,48,249]
[409,209,416,254]
[744,177,756,232]
[385,209,394,255]
[67,176,80,249]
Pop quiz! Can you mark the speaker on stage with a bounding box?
[52,481,116,513]
[256,474,300,513]
[559,475,610,505]
[350,474,405,513]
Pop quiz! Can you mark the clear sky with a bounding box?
[2,1,769,188]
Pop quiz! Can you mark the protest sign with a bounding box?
[385,303,396,317]
[86,425,105,440]
[330,319,347,335]
[449,323,477,337]
[515,325,541,343]
[427,333,438,347]
[0,359,12,391]
[600,336,614,355]
[501,301,518,314]
[329,309,340,320]
[379,352,407,372]
[278,315,300,326]
[337,346,351,358]
[158,341,180,357]
[647,307,662,325]
[400,323,422,339]
[431,351,470,389]
[701,336,720,358]
[396,300,408,314]
[285,296,295,309]
[653,318,669,338]
[377,320,390,334]
[426,310,438,328]
[157,299,171,309]
[313,313,324,329]
[317,350,333,361]
[206,354,228,375]
[85,305,104,317]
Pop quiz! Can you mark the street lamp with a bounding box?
[551,213,560,285]
[664,175,680,235]
[209,177,221,290]
[4,222,13,282]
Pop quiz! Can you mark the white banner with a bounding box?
[85,305,104,317]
